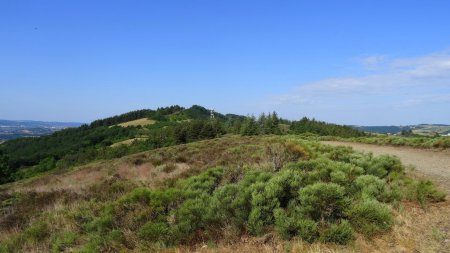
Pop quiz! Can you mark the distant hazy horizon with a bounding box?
[1,1,450,125]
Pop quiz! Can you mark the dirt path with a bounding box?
[322,141,450,193]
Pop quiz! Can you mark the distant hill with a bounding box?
[353,124,450,136]
[0,105,364,184]
[411,124,450,135]
[0,119,83,141]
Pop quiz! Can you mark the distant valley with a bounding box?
[0,119,83,141]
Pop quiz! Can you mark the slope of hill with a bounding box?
[0,107,447,252]
[0,105,364,184]
[0,119,82,141]
[0,135,446,252]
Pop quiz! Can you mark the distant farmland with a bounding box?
[0,119,83,141]
[354,124,450,135]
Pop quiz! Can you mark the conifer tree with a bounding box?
[0,151,12,184]
[241,116,259,136]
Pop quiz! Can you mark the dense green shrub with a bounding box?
[298,159,334,184]
[171,196,211,243]
[372,155,404,175]
[24,220,50,243]
[379,180,404,203]
[84,211,113,234]
[207,171,274,235]
[274,209,318,242]
[355,175,386,198]
[347,199,392,237]
[330,163,364,188]
[247,182,273,235]
[415,180,447,207]
[247,168,306,235]
[208,184,250,229]
[320,220,353,245]
[180,167,224,197]
[296,219,319,243]
[138,222,170,242]
[348,153,404,179]
[119,187,152,204]
[273,209,297,239]
[51,231,77,253]
[80,229,124,253]
[298,182,349,221]
[325,145,354,162]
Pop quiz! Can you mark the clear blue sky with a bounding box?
[1,0,450,125]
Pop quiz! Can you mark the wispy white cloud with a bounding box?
[390,52,450,78]
[358,55,386,68]
[268,50,450,124]
[396,94,450,108]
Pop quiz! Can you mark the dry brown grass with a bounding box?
[0,190,80,240]
[15,164,107,193]
[116,118,156,127]
[110,137,147,147]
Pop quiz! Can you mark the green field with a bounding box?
[411,124,450,135]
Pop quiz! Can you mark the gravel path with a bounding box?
[322,141,450,193]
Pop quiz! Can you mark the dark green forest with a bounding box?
[0,105,364,184]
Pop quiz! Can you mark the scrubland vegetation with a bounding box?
[0,106,447,252]
[0,105,363,184]
[0,136,445,252]
[322,135,450,149]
